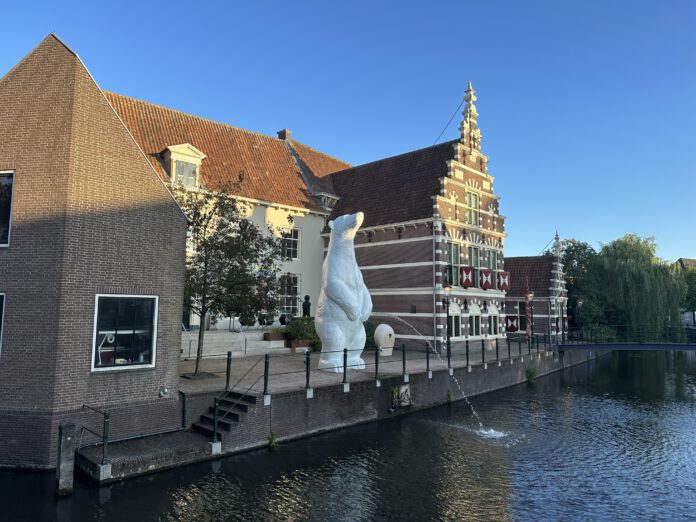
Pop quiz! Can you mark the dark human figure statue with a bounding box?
[302,295,311,317]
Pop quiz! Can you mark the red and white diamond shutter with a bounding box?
[506,316,518,332]
[480,268,493,289]
[498,271,510,291]
[460,266,474,288]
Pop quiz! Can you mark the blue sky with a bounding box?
[2,1,694,261]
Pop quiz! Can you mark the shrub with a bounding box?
[526,366,538,381]
[268,431,278,449]
[364,321,376,348]
[285,317,318,341]
[309,340,322,353]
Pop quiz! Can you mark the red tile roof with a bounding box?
[504,255,556,297]
[322,140,457,228]
[104,92,349,212]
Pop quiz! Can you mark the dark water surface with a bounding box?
[3,351,696,521]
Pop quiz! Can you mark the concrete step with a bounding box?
[200,413,236,430]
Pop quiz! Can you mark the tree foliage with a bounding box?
[561,234,686,341]
[682,269,696,313]
[173,184,284,373]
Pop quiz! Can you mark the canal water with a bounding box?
[2,351,696,521]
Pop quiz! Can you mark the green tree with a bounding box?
[681,269,696,316]
[562,234,686,341]
[173,185,284,374]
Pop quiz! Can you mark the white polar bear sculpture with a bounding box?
[316,212,373,373]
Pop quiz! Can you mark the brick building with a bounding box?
[502,235,568,342]
[0,35,188,468]
[104,92,347,328]
[318,83,509,350]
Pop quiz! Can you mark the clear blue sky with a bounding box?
[2,1,694,261]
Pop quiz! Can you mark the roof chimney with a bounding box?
[277,129,292,140]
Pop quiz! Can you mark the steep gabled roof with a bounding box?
[104,92,348,212]
[504,255,556,297]
[323,140,457,228]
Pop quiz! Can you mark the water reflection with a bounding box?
[1,351,695,521]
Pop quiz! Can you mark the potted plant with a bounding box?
[285,317,318,351]
[263,326,286,341]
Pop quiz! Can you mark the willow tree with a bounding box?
[570,235,685,341]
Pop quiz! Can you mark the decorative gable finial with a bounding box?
[459,81,482,154]
[554,231,562,259]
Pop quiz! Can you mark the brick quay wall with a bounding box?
[190,349,603,459]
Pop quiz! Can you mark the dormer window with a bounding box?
[175,161,198,187]
[162,143,206,189]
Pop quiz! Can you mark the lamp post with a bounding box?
[442,286,452,369]
[525,291,535,348]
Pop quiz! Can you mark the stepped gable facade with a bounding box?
[502,236,568,341]
[0,35,188,468]
[321,83,509,349]
[105,93,349,324]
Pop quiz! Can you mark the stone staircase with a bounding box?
[192,391,258,440]
[181,330,290,359]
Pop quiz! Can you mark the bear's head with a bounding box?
[328,212,364,241]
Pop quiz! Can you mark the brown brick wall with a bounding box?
[356,240,433,265]
[0,36,187,468]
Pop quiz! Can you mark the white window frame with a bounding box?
[0,293,5,356]
[282,228,302,261]
[0,170,15,248]
[91,294,159,372]
[279,274,301,316]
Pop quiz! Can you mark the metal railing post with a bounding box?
[343,348,348,384]
[481,339,485,364]
[465,339,469,367]
[305,350,311,389]
[528,337,531,355]
[507,337,511,360]
[402,343,407,376]
[212,398,219,442]
[101,412,110,465]
[425,341,430,374]
[263,354,270,396]
[225,351,232,391]
[375,347,380,381]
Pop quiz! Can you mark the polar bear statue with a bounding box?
[316,212,373,372]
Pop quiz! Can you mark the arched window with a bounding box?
[468,303,481,337]
[447,302,462,338]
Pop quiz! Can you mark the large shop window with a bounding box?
[282,229,301,260]
[0,171,14,246]
[445,242,461,286]
[93,295,158,370]
[0,294,5,354]
[279,273,300,316]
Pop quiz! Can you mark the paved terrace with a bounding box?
[178,340,550,396]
